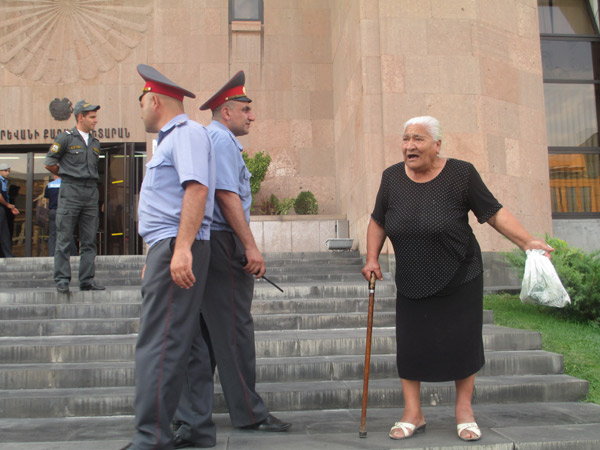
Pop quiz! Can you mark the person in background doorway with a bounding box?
[7,185,20,241]
[0,163,19,258]
[44,100,105,293]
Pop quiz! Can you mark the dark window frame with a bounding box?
[541,21,600,218]
[228,0,264,23]
[539,0,600,35]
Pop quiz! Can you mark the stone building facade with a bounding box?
[0,0,598,257]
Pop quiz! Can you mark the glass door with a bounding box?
[98,143,146,255]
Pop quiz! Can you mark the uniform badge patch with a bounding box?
[50,143,60,153]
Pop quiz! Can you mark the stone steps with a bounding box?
[0,325,542,363]
[0,252,362,273]
[0,272,372,288]
[0,263,362,278]
[0,350,564,390]
[0,375,588,419]
[0,251,594,450]
[0,282,399,304]
[2,403,600,450]
[0,296,402,319]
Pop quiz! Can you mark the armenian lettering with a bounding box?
[0,128,131,142]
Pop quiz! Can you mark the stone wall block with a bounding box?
[291,120,313,149]
[442,133,488,172]
[310,91,334,120]
[380,18,428,55]
[263,221,292,253]
[312,120,335,149]
[482,57,520,104]
[438,56,481,95]
[404,56,441,94]
[426,19,473,56]
[380,54,405,93]
[292,63,316,91]
[379,0,432,18]
[431,0,477,20]
[291,221,321,252]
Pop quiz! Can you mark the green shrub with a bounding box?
[294,191,318,215]
[260,194,295,215]
[260,194,278,215]
[276,197,295,215]
[503,235,600,323]
[242,151,271,197]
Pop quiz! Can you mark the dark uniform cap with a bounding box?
[199,70,252,111]
[73,100,100,117]
[137,64,196,102]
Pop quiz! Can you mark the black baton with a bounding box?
[241,257,284,292]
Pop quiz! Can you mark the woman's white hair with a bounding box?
[403,116,442,141]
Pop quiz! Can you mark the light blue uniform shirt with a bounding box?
[138,114,216,247]
[207,120,252,232]
[0,175,7,197]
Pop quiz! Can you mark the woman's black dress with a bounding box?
[371,158,502,382]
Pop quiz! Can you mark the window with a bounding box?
[229,0,263,23]
[539,0,600,216]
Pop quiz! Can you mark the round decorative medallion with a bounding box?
[49,97,73,121]
[0,0,152,84]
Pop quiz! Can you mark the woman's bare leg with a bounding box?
[389,379,426,439]
[455,374,478,439]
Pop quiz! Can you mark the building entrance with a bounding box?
[0,143,146,257]
[98,143,146,256]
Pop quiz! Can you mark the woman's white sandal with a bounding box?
[389,422,426,440]
[457,422,482,441]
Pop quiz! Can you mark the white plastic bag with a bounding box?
[520,249,571,308]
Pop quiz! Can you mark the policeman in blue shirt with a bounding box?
[120,65,215,450]
[44,175,62,257]
[0,163,19,257]
[44,99,104,293]
[172,71,290,449]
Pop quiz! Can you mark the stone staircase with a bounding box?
[0,252,599,449]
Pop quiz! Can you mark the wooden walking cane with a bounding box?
[359,272,377,438]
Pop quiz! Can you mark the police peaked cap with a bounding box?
[137,64,196,102]
[199,70,252,111]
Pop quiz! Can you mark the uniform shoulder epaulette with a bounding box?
[175,120,188,127]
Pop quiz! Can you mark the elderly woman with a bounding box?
[361,116,553,442]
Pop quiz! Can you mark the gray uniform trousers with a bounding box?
[132,238,210,450]
[49,208,79,257]
[53,179,98,285]
[173,318,216,446]
[174,231,269,439]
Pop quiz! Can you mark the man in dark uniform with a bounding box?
[172,71,291,449]
[44,100,104,293]
[0,163,19,258]
[120,64,215,450]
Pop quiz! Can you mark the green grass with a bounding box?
[484,294,600,405]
